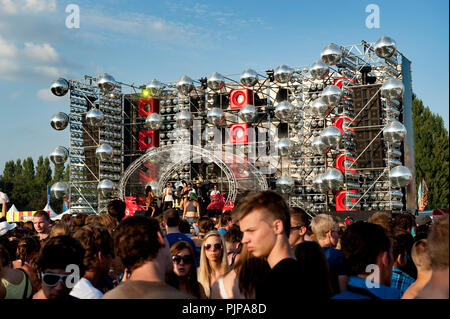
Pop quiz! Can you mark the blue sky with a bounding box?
[0,0,448,173]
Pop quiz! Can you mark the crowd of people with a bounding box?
[0,189,448,300]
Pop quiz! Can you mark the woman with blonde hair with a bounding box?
[210,244,270,299]
[197,230,228,298]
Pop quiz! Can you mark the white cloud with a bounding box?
[37,88,61,102]
[0,0,56,14]
[23,42,60,62]
[0,35,66,81]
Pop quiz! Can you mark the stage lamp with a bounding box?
[142,89,150,97]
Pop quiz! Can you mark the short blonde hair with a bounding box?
[311,214,336,240]
[411,239,431,271]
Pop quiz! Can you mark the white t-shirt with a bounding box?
[210,190,220,197]
[163,187,174,202]
[69,277,104,299]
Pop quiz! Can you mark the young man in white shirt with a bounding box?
[70,224,114,299]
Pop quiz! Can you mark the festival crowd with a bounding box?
[0,183,448,300]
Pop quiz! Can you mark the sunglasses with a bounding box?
[172,255,192,264]
[290,226,304,231]
[204,243,222,251]
[41,272,69,287]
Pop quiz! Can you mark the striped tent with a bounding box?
[7,211,36,222]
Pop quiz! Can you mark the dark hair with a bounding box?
[391,233,414,262]
[167,241,201,298]
[294,241,333,299]
[290,207,310,228]
[145,186,152,196]
[61,214,72,224]
[164,209,180,227]
[232,191,291,236]
[224,224,243,243]
[70,213,87,234]
[341,221,391,276]
[33,210,50,221]
[113,216,163,273]
[17,236,40,266]
[0,236,11,268]
[73,224,114,270]
[197,217,214,234]
[23,221,36,234]
[107,199,126,222]
[38,235,85,276]
[391,213,414,236]
[179,219,191,234]
[218,212,232,228]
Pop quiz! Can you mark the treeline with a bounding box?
[0,97,448,212]
[0,156,69,212]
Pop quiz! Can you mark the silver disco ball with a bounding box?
[276,176,294,193]
[86,108,104,126]
[145,113,163,130]
[146,79,165,97]
[49,146,69,165]
[322,168,344,190]
[381,78,404,100]
[276,139,291,156]
[310,60,329,80]
[51,181,69,199]
[50,78,69,96]
[97,73,116,93]
[374,36,397,59]
[321,85,343,106]
[383,120,407,143]
[207,72,225,90]
[320,126,342,148]
[176,75,194,95]
[175,110,193,129]
[206,108,225,126]
[320,43,342,65]
[389,166,412,188]
[238,104,258,123]
[95,144,114,161]
[274,102,293,121]
[311,136,328,154]
[240,68,258,87]
[97,179,115,197]
[50,112,69,130]
[274,64,293,83]
[307,97,329,116]
[289,167,297,174]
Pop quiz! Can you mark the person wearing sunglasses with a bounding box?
[288,207,310,249]
[166,241,206,299]
[197,230,228,298]
[33,236,85,300]
[311,214,349,296]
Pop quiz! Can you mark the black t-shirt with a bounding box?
[256,258,305,300]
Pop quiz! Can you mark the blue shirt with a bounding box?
[391,267,415,295]
[332,276,402,299]
[323,247,348,295]
[218,227,227,236]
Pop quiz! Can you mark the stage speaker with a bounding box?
[139,130,160,150]
[138,98,160,117]
[230,88,253,109]
[229,123,249,144]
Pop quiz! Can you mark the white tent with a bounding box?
[43,203,58,219]
[7,204,18,213]
[51,209,72,221]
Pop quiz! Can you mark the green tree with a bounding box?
[15,159,23,177]
[64,164,70,182]
[413,97,449,209]
[23,157,35,181]
[52,164,65,183]
[2,160,15,181]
